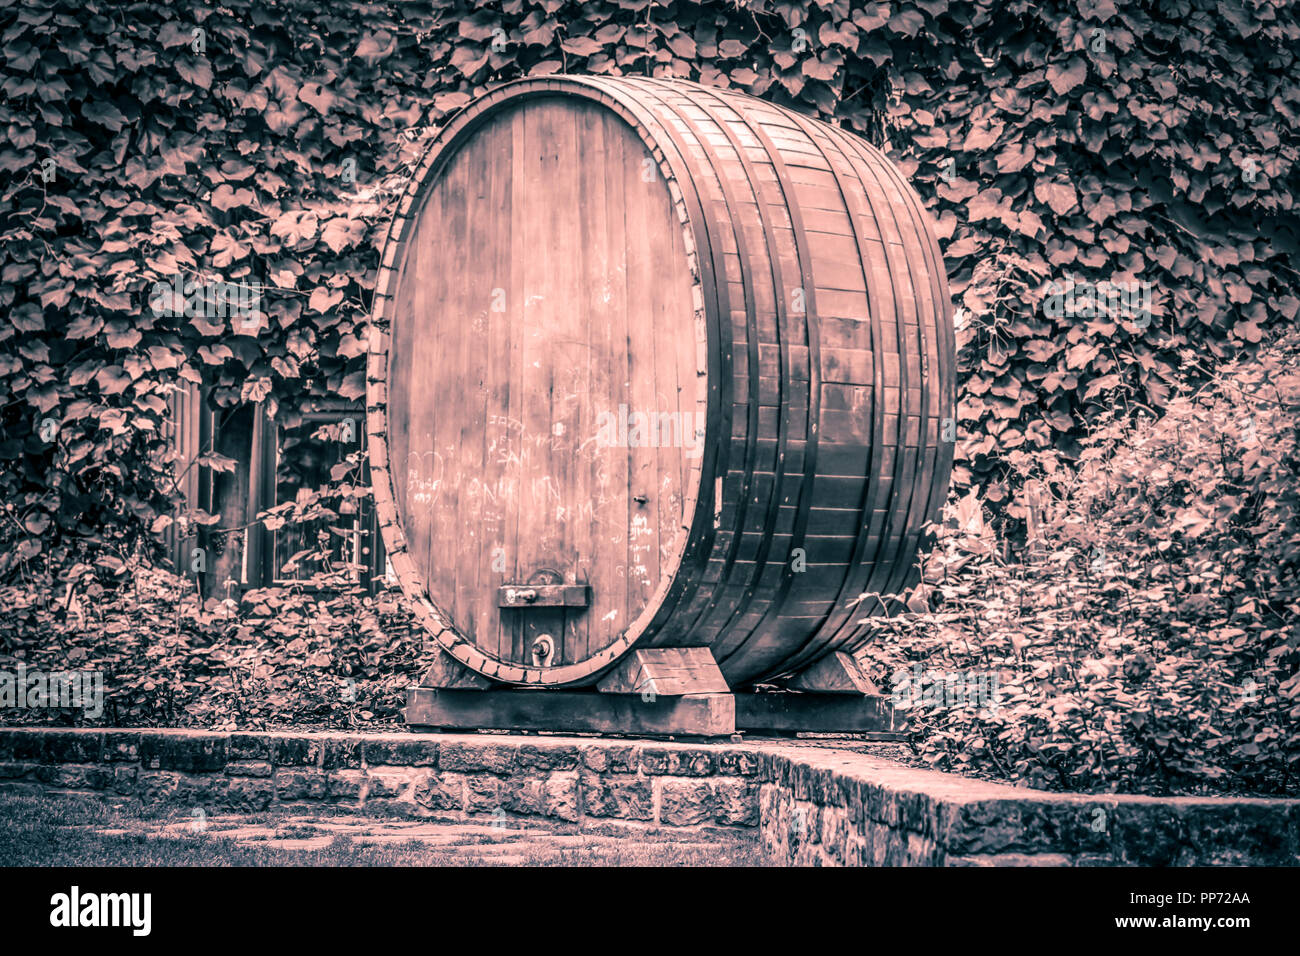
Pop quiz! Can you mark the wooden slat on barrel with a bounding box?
[544,102,587,666]
[612,79,731,646]
[570,103,604,666]
[455,126,495,652]
[818,127,954,658]
[501,105,528,663]
[623,106,661,626]
[515,99,566,665]
[481,110,516,662]
[714,97,825,679]
[588,105,633,659]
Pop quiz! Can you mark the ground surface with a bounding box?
[0,792,767,867]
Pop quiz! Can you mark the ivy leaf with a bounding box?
[24,512,51,535]
[963,122,1002,152]
[240,377,272,404]
[852,2,892,31]
[1046,57,1088,96]
[11,302,44,332]
[211,185,256,213]
[1017,208,1045,238]
[353,31,395,63]
[434,91,472,112]
[300,83,336,115]
[196,451,239,473]
[197,344,235,365]
[1034,179,1079,216]
[81,98,128,131]
[271,210,319,246]
[819,20,859,51]
[996,140,1035,174]
[157,21,194,49]
[320,217,360,254]
[338,369,366,400]
[561,36,602,57]
[888,8,926,37]
[1066,342,1101,370]
[147,346,181,371]
[94,367,132,396]
[176,56,213,89]
[308,287,344,313]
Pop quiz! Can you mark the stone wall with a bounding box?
[753,748,1300,866]
[2,728,1296,864]
[0,728,760,830]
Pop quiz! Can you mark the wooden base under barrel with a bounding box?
[405,647,903,739]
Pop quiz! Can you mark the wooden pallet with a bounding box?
[406,650,901,738]
[405,685,902,739]
[733,692,901,737]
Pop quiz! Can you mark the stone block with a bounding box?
[270,736,321,767]
[947,852,1072,867]
[362,736,438,767]
[225,760,272,777]
[140,732,226,773]
[545,772,579,822]
[639,747,714,777]
[465,773,501,812]
[580,744,638,773]
[514,742,581,771]
[328,770,365,802]
[413,771,463,812]
[320,736,363,770]
[221,776,276,812]
[438,741,516,774]
[228,733,272,761]
[365,769,416,801]
[0,730,43,761]
[110,765,138,794]
[103,731,142,762]
[138,770,182,805]
[716,750,760,776]
[41,731,102,763]
[713,777,759,827]
[582,772,652,821]
[34,763,111,790]
[499,776,545,816]
[660,778,716,826]
[276,769,328,801]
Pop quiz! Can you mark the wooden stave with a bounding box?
[367,76,953,688]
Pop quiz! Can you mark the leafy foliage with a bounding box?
[0,556,433,730]
[3,0,1298,572]
[859,329,1300,795]
[0,417,429,730]
[905,0,1300,506]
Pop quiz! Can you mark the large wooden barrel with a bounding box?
[367,76,954,689]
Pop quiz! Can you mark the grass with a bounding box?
[0,791,768,866]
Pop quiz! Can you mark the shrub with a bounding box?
[0,558,433,731]
[859,328,1300,795]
